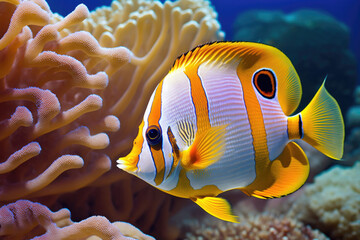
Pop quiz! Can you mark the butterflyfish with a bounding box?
[117,42,344,223]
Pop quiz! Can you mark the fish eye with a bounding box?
[146,125,162,146]
[253,69,276,99]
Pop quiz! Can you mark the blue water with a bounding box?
[46,0,360,84]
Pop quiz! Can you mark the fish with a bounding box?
[117,41,344,223]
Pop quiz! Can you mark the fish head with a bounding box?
[117,82,178,186]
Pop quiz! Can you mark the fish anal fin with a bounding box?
[193,196,239,223]
[242,142,309,199]
[181,125,226,170]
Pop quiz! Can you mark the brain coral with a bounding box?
[289,162,360,240]
[0,0,223,238]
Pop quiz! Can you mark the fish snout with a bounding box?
[116,155,138,173]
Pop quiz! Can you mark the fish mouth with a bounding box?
[116,157,127,170]
[116,156,138,173]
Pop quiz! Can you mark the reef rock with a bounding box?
[179,210,328,240]
[289,162,360,240]
[347,86,360,128]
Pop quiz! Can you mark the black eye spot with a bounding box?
[253,69,276,99]
[258,74,272,93]
[146,125,162,146]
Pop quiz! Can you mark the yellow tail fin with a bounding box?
[300,80,344,159]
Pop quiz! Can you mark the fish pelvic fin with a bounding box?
[300,80,344,160]
[193,196,239,223]
[241,142,309,199]
[181,125,226,170]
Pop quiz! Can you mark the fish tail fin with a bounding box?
[300,80,344,160]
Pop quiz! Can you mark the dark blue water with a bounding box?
[46,0,359,84]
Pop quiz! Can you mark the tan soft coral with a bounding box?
[0,0,223,238]
[0,0,121,200]
[0,200,154,240]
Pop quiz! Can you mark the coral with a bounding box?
[180,212,328,240]
[342,127,360,166]
[343,86,360,166]
[0,200,71,239]
[0,0,223,238]
[347,106,360,128]
[172,194,328,240]
[233,9,358,114]
[38,217,155,240]
[0,200,154,240]
[355,86,360,105]
[347,86,360,128]
[289,162,360,240]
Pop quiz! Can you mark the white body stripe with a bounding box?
[251,71,289,161]
[137,90,157,185]
[157,68,198,190]
[257,97,288,160]
[185,62,256,191]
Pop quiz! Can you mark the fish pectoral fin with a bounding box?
[193,196,239,223]
[241,142,309,199]
[181,125,226,170]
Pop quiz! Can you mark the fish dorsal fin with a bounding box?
[171,41,302,116]
[193,196,239,223]
[241,142,309,199]
[177,120,195,146]
[171,41,263,72]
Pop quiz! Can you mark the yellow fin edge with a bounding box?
[301,80,344,159]
[241,142,309,199]
[193,196,239,223]
[181,125,226,170]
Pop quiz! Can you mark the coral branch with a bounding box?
[0,106,33,140]
[0,200,154,240]
[0,142,40,174]
[0,155,83,201]
[0,1,49,50]
[36,216,131,240]
[0,200,71,239]
[0,0,223,238]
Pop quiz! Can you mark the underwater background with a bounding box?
[0,0,359,239]
[47,0,360,84]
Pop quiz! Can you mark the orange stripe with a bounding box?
[184,64,211,132]
[147,80,166,185]
[237,65,271,189]
[120,120,144,171]
[287,114,301,140]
